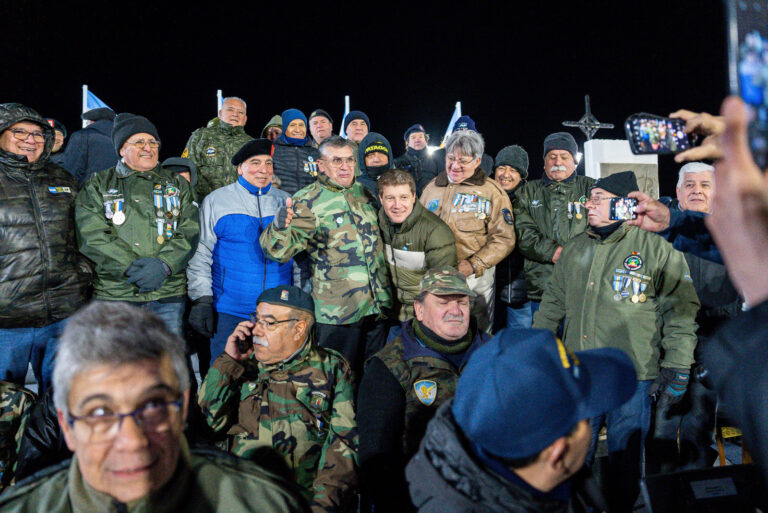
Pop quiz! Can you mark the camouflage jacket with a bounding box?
[182,120,253,200]
[260,173,392,325]
[75,161,199,301]
[373,321,489,458]
[0,441,309,512]
[0,382,35,488]
[198,340,358,513]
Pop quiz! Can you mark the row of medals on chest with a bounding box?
[103,184,180,245]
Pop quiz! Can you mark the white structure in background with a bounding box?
[584,139,659,198]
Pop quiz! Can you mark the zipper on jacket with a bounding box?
[255,193,267,292]
[28,177,53,322]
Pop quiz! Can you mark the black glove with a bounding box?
[189,296,215,338]
[649,367,690,408]
[125,258,170,293]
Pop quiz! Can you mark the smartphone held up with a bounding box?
[625,113,692,155]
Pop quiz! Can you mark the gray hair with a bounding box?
[318,135,355,158]
[444,130,485,160]
[676,162,715,189]
[53,301,190,414]
[222,96,247,111]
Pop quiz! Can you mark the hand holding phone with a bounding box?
[609,197,638,221]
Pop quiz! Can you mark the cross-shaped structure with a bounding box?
[562,95,614,140]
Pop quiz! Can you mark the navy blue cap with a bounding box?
[452,115,476,132]
[452,328,637,459]
[404,123,426,141]
[257,285,314,315]
[343,110,370,132]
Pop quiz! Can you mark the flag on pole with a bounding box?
[82,85,112,127]
[340,95,351,139]
[217,90,223,112]
[441,101,462,147]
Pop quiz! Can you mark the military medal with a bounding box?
[631,278,641,303]
[477,212,486,220]
[575,203,583,219]
[112,199,125,225]
[103,201,114,220]
[156,219,164,244]
[156,235,165,244]
[620,277,631,298]
[612,275,623,301]
[567,202,573,219]
[638,282,648,303]
[171,195,180,217]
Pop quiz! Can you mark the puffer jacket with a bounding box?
[0,103,91,328]
[496,185,528,306]
[394,147,441,196]
[272,138,320,195]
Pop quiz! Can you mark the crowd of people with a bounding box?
[0,94,765,512]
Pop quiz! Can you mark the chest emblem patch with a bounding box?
[502,208,514,225]
[623,252,643,271]
[205,146,216,157]
[48,186,72,194]
[414,379,437,406]
[531,199,542,208]
[310,391,326,410]
[427,199,439,212]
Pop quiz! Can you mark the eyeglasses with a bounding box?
[323,156,355,168]
[9,128,45,143]
[446,154,476,166]
[250,314,299,331]
[586,195,607,205]
[67,399,182,443]
[125,139,161,148]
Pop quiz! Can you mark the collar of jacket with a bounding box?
[217,119,246,135]
[68,436,194,512]
[317,170,354,192]
[587,221,631,242]
[378,196,425,234]
[505,181,526,201]
[400,319,480,369]
[237,175,272,196]
[542,172,577,186]
[434,167,486,187]
[116,159,164,180]
[406,146,428,159]
[257,335,314,375]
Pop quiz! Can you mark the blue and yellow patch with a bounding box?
[502,208,514,225]
[427,199,439,212]
[205,146,216,157]
[48,186,71,194]
[413,379,437,406]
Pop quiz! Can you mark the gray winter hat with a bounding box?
[494,145,529,180]
[543,132,578,159]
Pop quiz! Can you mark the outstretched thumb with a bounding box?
[286,197,293,209]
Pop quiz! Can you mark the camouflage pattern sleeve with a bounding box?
[197,354,247,432]
[0,382,36,487]
[310,357,359,513]
[260,199,317,264]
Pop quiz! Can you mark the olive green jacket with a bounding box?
[182,120,253,199]
[378,200,457,321]
[513,174,594,301]
[533,224,700,379]
[0,442,308,512]
[75,162,199,301]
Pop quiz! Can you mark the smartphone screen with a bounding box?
[727,0,768,169]
[625,114,691,155]
[609,197,638,221]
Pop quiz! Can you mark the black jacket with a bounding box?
[406,401,607,513]
[14,388,70,481]
[61,119,118,186]
[394,147,441,196]
[271,138,320,195]
[496,185,528,307]
[357,132,394,204]
[0,103,91,328]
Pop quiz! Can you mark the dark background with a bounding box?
[1,1,728,194]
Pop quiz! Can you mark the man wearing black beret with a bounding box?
[533,170,700,512]
[187,139,293,365]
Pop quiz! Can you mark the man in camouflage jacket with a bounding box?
[198,286,358,513]
[260,136,392,378]
[182,97,253,199]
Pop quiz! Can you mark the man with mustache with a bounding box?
[357,269,490,512]
[198,285,358,513]
[513,132,594,323]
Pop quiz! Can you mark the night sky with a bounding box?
[2,2,728,194]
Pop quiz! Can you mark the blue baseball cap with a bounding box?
[452,328,637,459]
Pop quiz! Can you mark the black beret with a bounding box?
[591,170,639,197]
[257,286,314,315]
[112,113,160,153]
[231,138,274,166]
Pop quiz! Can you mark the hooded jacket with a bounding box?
[357,132,394,203]
[61,119,119,186]
[394,147,441,196]
[0,103,91,328]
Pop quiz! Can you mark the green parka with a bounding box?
[533,224,700,379]
[378,200,457,321]
[75,162,199,301]
[513,174,594,301]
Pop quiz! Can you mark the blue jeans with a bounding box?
[588,379,652,513]
[0,318,67,393]
[210,312,248,365]
[131,300,185,336]
[506,302,533,329]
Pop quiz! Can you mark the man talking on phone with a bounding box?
[197,285,358,513]
[533,170,700,512]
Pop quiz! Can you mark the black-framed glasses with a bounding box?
[9,128,45,142]
[67,399,182,443]
[250,313,299,331]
